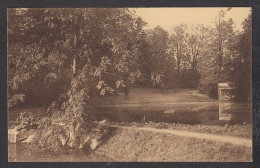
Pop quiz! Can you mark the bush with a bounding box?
[208,82,218,99]
[178,69,200,88]
[198,82,218,99]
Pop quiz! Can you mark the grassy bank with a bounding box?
[94,128,252,162]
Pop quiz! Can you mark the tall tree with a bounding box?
[186,25,208,71]
[197,10,243,98]
[232,13,252,102]
[146,26,176,89]
[8,8,147,107]
[8,8,150,149]
[170,24,188,73]
[214,10,237,81]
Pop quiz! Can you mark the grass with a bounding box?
[94,128,252,162]
[88,87,216,106]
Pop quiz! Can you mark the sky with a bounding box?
[134,7,251,33]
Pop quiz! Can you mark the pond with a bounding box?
[8,89,251,161]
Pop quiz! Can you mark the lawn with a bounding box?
[88,87,216,105]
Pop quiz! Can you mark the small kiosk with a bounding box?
[218,82,235,120]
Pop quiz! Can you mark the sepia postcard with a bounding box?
[6,7,253,162]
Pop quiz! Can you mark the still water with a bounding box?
[8,143,113,162]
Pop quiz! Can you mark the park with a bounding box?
[7,8,252,161]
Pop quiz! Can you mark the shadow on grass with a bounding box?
[82,126,118,155]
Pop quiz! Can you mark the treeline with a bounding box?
[8,8,252,109]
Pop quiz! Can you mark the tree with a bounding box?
[169,24,203,88]
[170,24,188,73]
[8,8,147,106]
[146,26,176,89]
[186,25,208,72]
[196,26,219,97]
[8,8,149,149]
[197,10,239,97]
[8,8,84,107]
[214,10,237,81]
[231,13,252,102]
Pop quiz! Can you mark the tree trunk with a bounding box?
[72,57,76,74]
[72,17,79,76]
[218,17,223,73]
[176,45,180,72]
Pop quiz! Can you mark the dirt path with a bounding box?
[99,101,218,107]
[102,124,252,147]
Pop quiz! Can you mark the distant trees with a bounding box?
[145,26,176,89]
[169,24,205,88]
[187,25,207,72]
[170,24,188,74]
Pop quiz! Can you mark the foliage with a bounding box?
[8,8,150,150]
[231,13,252,102]
[179,69,200,88]
[16,111,38,131]
[8,8,146,106]
[197,10,251,99]
[169,24,208,88]
[170,24,188,72]
[145,26,176,89]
